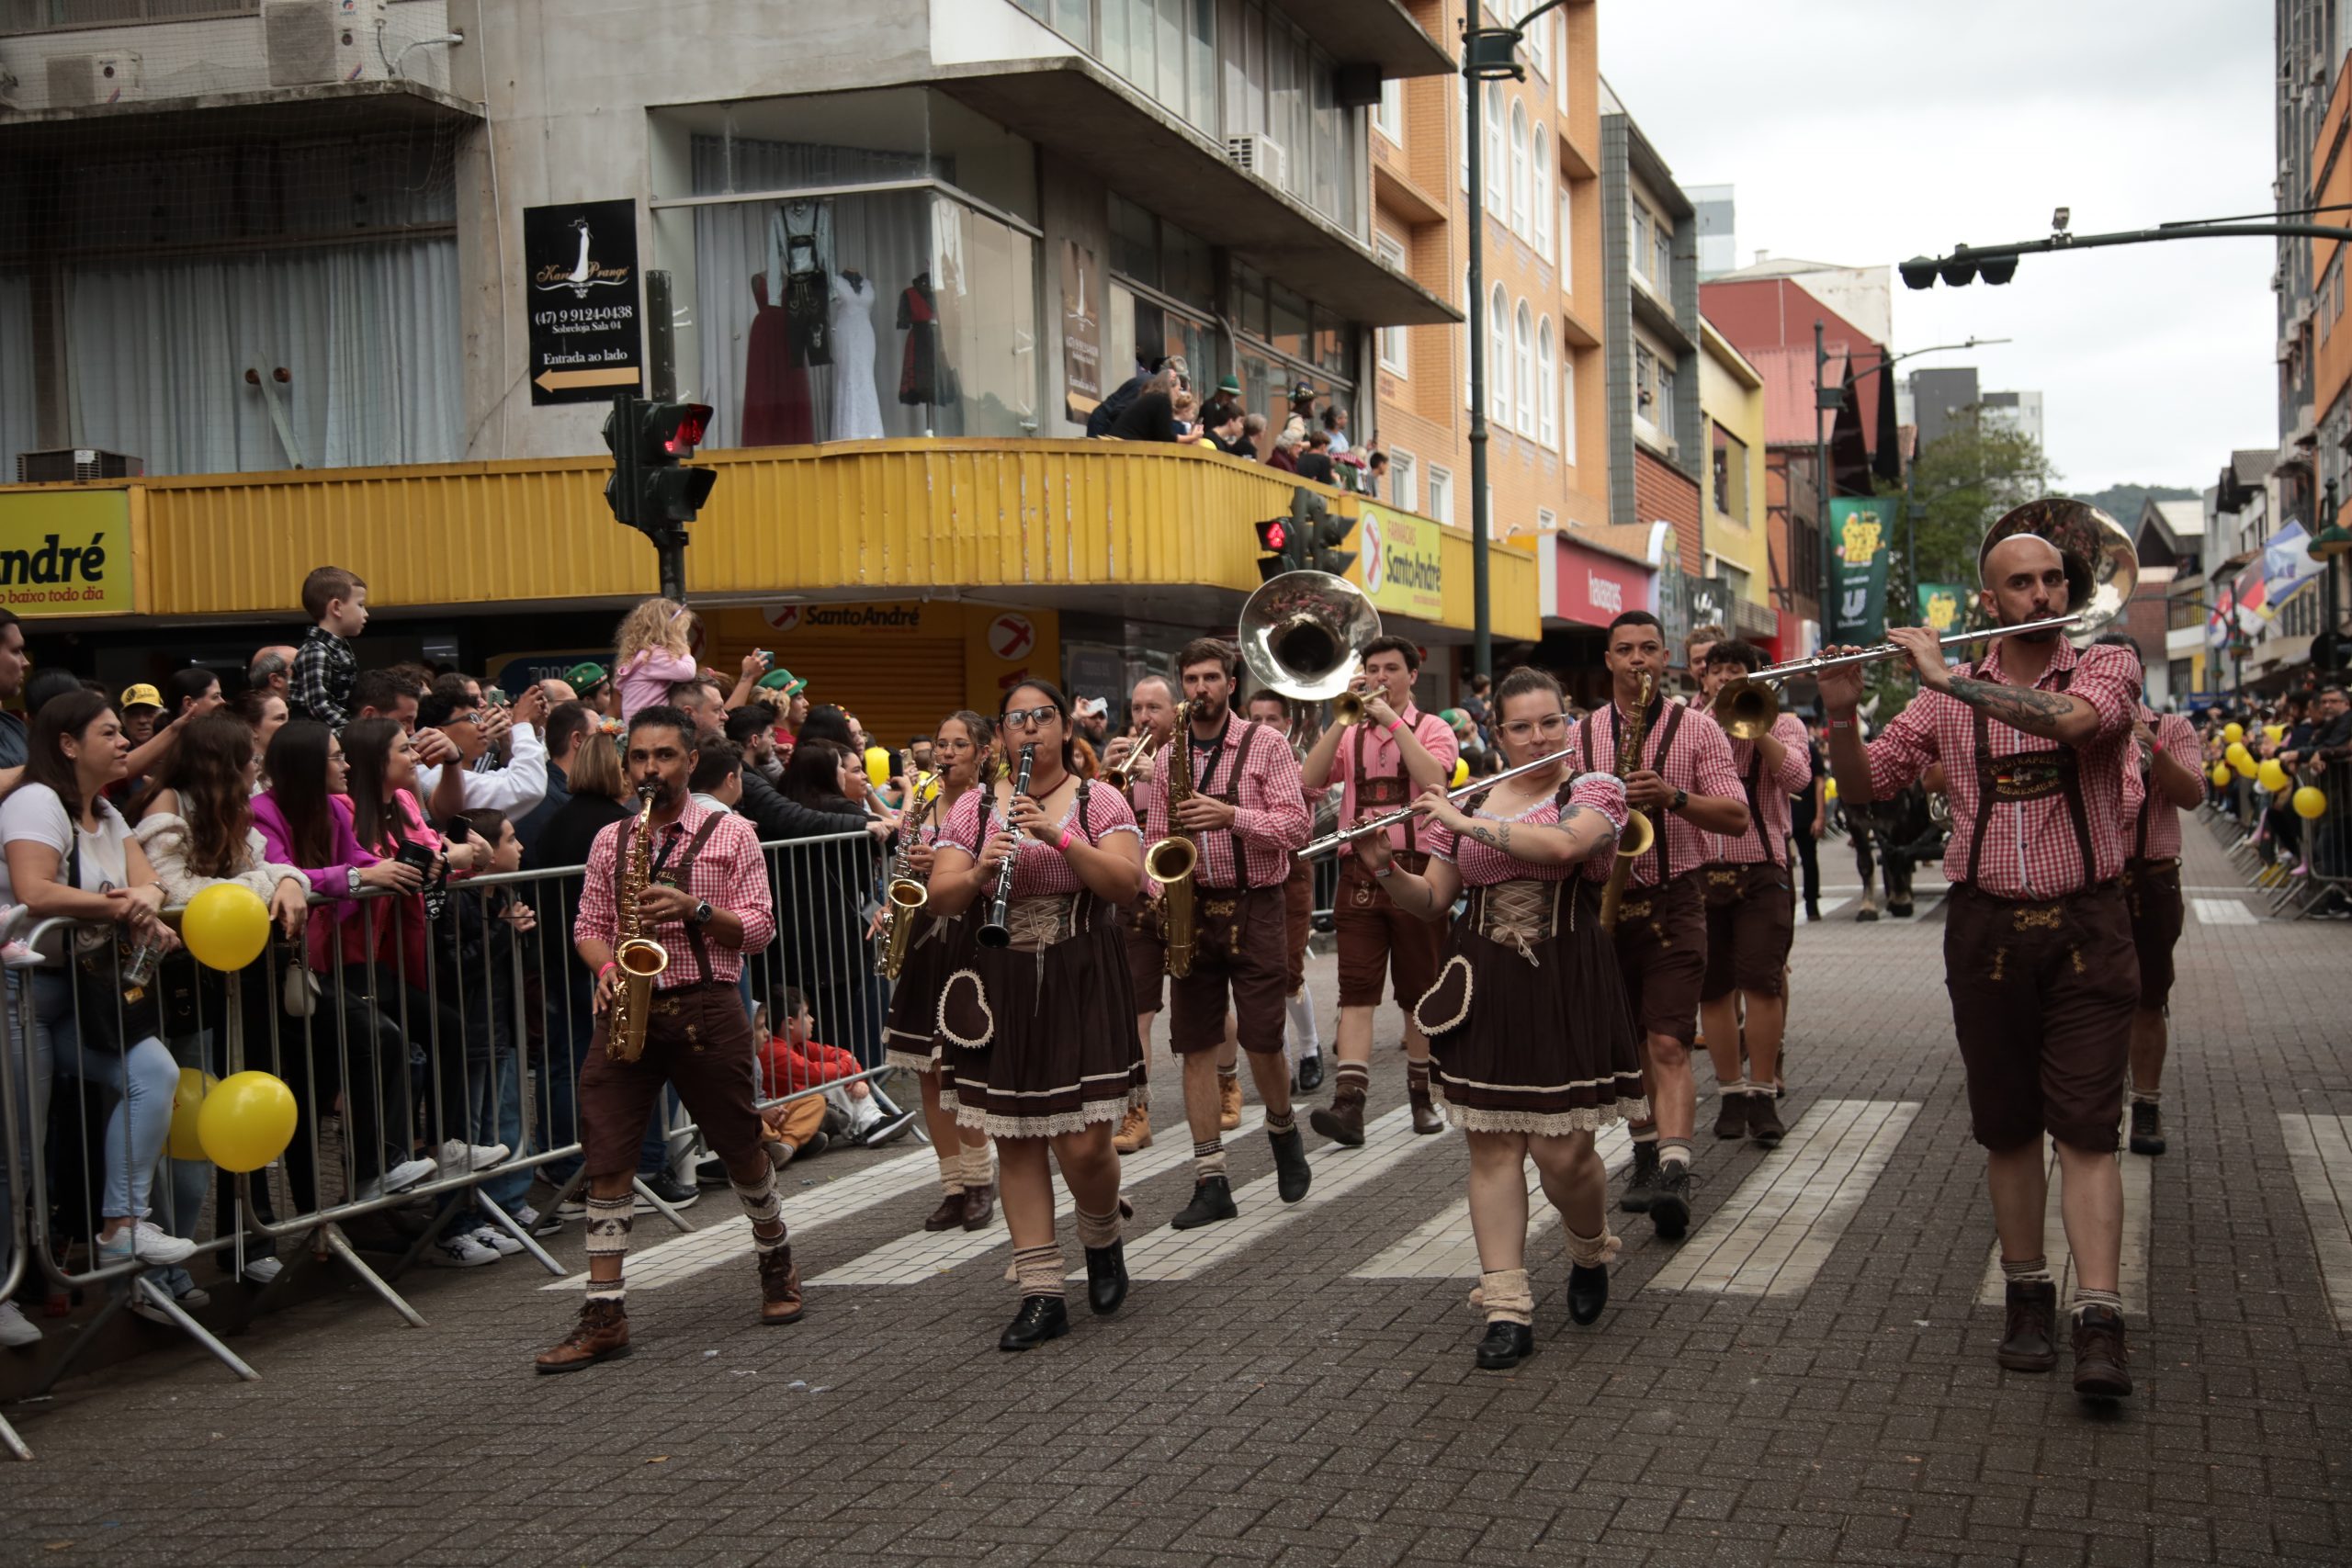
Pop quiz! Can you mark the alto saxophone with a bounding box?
[605,784,672,1061]
[1146,701,1201,978]
[876,772,938,980]
[1597,673,1659,933]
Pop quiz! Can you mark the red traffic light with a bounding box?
[1256,519,1289,553]
[642,401,713,460]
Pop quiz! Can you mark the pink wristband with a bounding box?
[1385,716,1407,739]
[1056,827,1076,854]
[597,960,617,979]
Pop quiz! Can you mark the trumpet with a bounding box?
[1710,613,2085,740]
[1102,728,1163,790]
[1295,750,1576,859]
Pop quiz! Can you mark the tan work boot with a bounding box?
[1218,1073,1244,1131]
[1113,1103,1152,1154]
[534,1299,630,1373]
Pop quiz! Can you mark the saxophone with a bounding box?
[605,784,673,1061]
[1145,701,1201,978]
[1597,673,1659,933]
[876,772,938,980]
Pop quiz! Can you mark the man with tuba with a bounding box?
[1125,639,1315,1226]
[1694,638,1812,1149]
[1817,501,2141,1402]
[1573,610,1749,1240]
[1299,634,1460,1144]
[536,705,801,1373]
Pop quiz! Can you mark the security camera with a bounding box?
[2052,206,2072,233]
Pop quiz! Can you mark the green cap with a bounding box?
[1216,375,1241,395]
[756,667,807,695]
[563,660,608,689]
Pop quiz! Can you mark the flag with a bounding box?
[2259,522,2327,615]
[1829,498,1893,644]
[2206,580,2235,649]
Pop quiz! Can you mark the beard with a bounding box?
[1191,694,1228,727]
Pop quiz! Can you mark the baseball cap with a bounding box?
[563,660,608,690]
[756,667,808,695]
[120,683,163,711]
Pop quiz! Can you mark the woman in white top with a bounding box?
[0,691,194,1280]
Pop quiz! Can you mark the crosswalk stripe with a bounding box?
[1647,1100,1920,1298]
[812,1111,1265,1286]
[1973,1136,2153,1312]
[2278,1113,2352,1333]
[1103,1107,1441,1281]
[538,1147,940,1292]
[1351,1127,1633,1280]
[2189,897,2257,926]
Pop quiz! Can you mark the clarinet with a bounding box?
[975,743,1037,949]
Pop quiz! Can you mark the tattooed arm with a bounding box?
[1932,678,2103,746]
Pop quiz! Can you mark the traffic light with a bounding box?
[1255,488,1362,581]
[604,395,718,536]
[1899,250,2017,289]
[1254,513,1299,581]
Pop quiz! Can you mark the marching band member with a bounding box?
[1694,640,1811,1147]
[1572,611,1749,1238]
[1298,636,1460,1144]
[880,710,999,1232]
[1820,505,2141,1401]
[926,682,1148,1352]
[1102,673,1182,1154]
[1125,639,1314,1228]
[1245,688,1326,1093]
[1357,668,1642,1371]
[2095,634,2203,1157]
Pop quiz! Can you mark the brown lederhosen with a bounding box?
[1700,747,1792,1000]
[1581,701,1705,1044]
[1942,677,2136,1153]
[2122,757,2186,1011]
[1336,720,1446,1010]
[1282,854,1313,997]
[1169,723,1289,1055]
[577,813,767,1177]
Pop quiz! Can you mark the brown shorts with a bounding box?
[578,982,767,1178]
[1335,852,1446,1010]
[1124,904,1167,1015]
[1283,856,1313,997]
[1170,885,1290,1055]
[1700,861,1795,1001]
[1608,873,1706,1047]
[2121,858,2184,1011]
[1943,882,2137,1154]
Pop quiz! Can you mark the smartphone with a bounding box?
[753,649,775,669]
[487,686,509,706]
[445,816,475,843]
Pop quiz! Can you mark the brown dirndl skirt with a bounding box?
[936,893,1147,1139]
[1414,878,1648,1135]
[881,910,974,1074]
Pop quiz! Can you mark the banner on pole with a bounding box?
[1828,498,1892,645]
[1916,581,1968,635]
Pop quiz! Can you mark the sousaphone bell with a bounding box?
[1238,570,1384,722]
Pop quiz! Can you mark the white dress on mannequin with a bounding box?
[829,273,884,440]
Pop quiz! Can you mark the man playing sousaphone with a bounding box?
[1818,499,2142,1403]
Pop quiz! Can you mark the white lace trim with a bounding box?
[1441,1100,1647,1135]
[936,969,994,1049]
[883,1046,942,1075]
[952,1084,1148,1141]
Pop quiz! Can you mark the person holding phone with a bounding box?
[420,684,549,823]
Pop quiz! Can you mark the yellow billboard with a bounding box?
[1351,504,1443,622]
[0,490,134,616]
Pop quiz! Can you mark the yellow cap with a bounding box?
[120,683,164,710]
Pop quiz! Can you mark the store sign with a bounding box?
[1060,241,1102,419]
[1552,538,1650,628]
[986,612,1037,660]
[1356,506,1442,620]
[762,602,930,633]
[0,490,133,616]
[524,197,643,406]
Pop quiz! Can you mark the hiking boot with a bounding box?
[1619,1140,1659,1213]
[1113,1103,1152,1155]
[757,1247,804,1325]
[1648,1162,1692,1241]
[2128,1100,2165,1156]
[1170,1175,1238,1230]
[534,1299,630,1373]
[1746,1093,1786,1148]
[1217,1074,1244,1131]
[1713,1092,1748,1139]
[2071,1305,2132,1399]
[1996,1279,2058,1372]
[1310,1085,1367,1147]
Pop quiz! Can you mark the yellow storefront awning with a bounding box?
[0,440,1537,645]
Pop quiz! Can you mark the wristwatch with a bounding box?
[691,899,714,926]
[1670,787,1689,813]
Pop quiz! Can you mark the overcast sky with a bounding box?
[1600,0,2278,496]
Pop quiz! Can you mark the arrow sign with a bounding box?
[536,366,639,393]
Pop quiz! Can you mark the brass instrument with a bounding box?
[1237,569,1383,719]
[876,770,939,980]
[1597,674,1658,933]
[1295,750,1574,858]
[1102,728,1162,790]
[1145,700,1200,978]
[605,784,672,1061]
[975,744,1036,949]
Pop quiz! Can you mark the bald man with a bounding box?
[249,644,300,700]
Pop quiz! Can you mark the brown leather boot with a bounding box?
[960,1182,996,1231]
[1408,1078,1443,1135]
[758,1247,804,1325]
[1310,1084,1367,1147]
[1218,1073,1244,1131]
[923,1190,967,1232]
[1113,1103,1152,1155]
[1996,1280,2058,1371]
[534,1299,630,1373]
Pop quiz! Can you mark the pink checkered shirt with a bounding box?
[2129,707,2199,863]
[1326,705,1461,857]
[1572,697,1747,888]
[937,782,1141,897]
[1860,638,2140,899]
[572,798,775,988]
[1703,711,1814,868]
[1129,716,1311,889]
[1425,773,1629,886]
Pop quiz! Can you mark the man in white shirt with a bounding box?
[422,684,549,820]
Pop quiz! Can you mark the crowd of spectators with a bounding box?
[1086,355,1386,495]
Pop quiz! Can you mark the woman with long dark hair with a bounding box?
[925,681,1147,1351]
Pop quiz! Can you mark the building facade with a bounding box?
[1697,317,1776,656]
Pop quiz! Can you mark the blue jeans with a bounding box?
[20,969,177,1224]
[472,1044,530,1212]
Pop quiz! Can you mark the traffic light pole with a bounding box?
[646,269,686,604]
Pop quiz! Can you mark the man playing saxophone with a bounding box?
[536,705,799,1373]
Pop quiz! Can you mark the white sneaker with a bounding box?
[0,1301,40,1347]
[98,1222,199,1269]
[436,1139,510,1174]
[426,1232,501,1268]
[470,1224,525,1258]
[384,1156,435,1191]
[235,1256,284,1285]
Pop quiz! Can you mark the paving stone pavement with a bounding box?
[4,819,2349,1566]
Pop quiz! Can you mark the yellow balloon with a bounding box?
[2294,785,2327,820]
[1824,775,1839,801]
[1450,758,1469,788]
[169,1067,219,1161]
[2264,725,2285,742]
[2224,741,2252,768]
[196,1070,298,1174]
[2222,722,2245,743]
[2231,754,2257,779]
[2210,762,2231,787]
[865,746,892,788]
[2258,760,2290,792]
[182,882,270,972]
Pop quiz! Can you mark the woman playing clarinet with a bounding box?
[925,682,1148,1351]
[1353,667,1645,1371]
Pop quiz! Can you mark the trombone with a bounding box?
[1709,614,2084,740]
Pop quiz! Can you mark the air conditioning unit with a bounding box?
[46,54,142,109]
[16,449,145,484]
[1226,133,1289,189]
[265,0,391,87]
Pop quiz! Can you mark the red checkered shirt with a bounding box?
[1129,715,1311,888]
[936,781,1141,897]
[2129,706,2199,862]
[1572,697,1747,888]
[572,798,775,988]
[1860,638,2140,900]
[1703,711,1814,868]
[1325,705,1461,857]
[1424,772,1629,886]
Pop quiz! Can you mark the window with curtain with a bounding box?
[1532,131,1552,259]
[1510,101,1530,238]
[1487,282,1510,425]
[1513,300,1535,437]
[0,275,36,472]
[1484,84,1506,211]
[1537,317,1556,446]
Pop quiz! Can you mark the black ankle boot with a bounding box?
[1269,1126,1312,1203]
[1083,1241,1128,1316]
[1475,1320,1534,1370]
[1566,1262,1610,1325]
[998,1294,1070,1352]
[1619,1141,1659,1213]
[1170,1174,1238,1229]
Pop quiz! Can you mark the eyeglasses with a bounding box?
[448,712,481,728]
[1002,705,1059,730]
[1497,714,1570,740]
